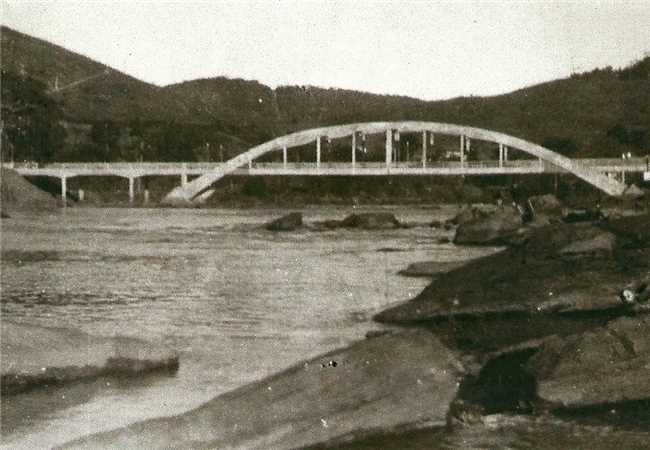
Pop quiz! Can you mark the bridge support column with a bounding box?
[422,131,427,168]
[351,132,356,170]
[316,136,321,169]
[499,144,504,167]
[385,129,393,168]
[283,146,287,168]
[459,135,465,168]
[504,146,509,162]
[128,177,135,203]
[60,176,67,204]
[144,189,150,204]
[181,163,188,187]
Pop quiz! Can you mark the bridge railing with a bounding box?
[10,157,649,173]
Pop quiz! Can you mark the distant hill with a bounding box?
[1,25,648,164]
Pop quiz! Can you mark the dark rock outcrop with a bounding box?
[453,206,522,245]
[377,217,650,328]
[61,330,465,450]
[265,212,303,231]
[528,194,562,216]
[1,322,179,395]
[526,315,650,408]
[340,212,400,230]
[399,260,472,278]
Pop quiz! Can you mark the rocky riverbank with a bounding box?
[53,206,650,448]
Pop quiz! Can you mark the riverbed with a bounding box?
[0,206,498,449]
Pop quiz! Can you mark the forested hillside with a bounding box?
[1,25,648,166]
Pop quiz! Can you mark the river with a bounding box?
[0,206,497,449]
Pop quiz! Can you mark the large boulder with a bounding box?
[61,330,466,450]
[453,206,523,245]
[526,315,650,408]
[1,322,179,395]
[447,206,489,226]
[265,212,303,231]
[340,212,400,230]
[527,194,563,218]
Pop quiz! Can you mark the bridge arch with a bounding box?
[163,121,626,204]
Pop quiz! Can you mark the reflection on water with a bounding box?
[0,206,496,449]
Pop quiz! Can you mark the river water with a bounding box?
[1,206,497,449]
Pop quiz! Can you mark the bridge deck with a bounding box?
[10,158,649,178]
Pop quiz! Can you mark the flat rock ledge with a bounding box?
[1,322,179,395]
[60,330,466,450]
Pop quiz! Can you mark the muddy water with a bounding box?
[0,206,498,449]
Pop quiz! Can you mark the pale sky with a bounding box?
[2,0,649,100]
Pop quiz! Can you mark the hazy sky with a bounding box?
[2,0,650,100]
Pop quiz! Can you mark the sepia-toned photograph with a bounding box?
[1,1,650,448]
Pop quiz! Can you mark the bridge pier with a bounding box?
[60,176,67,204]
[283,146,287,168]
[385,129,393,168]
[351,132,356,170]
[128,177,135,203]
[460,135,465,168]
[499,144,504,167]
[422,131,427,168]
[316,136,321,169]
[181,163,188,187]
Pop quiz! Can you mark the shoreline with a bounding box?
[4,191,650,448]
[56,210,650,448]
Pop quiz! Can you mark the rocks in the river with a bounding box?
[61,330,466,450]
[526,315,650,408]
[265,212,303,231]
[448,206,489,226]
[340,212,401,229]
[558,231,616,256]
[377,218,650,328]
[453,206,522,245]
[562,207,606,223]
[1,322,179,395]
[399,260,469,278]
[528,194,563,216]
[601,213,650,247]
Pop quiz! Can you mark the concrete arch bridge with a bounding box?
[162,121,628,205]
